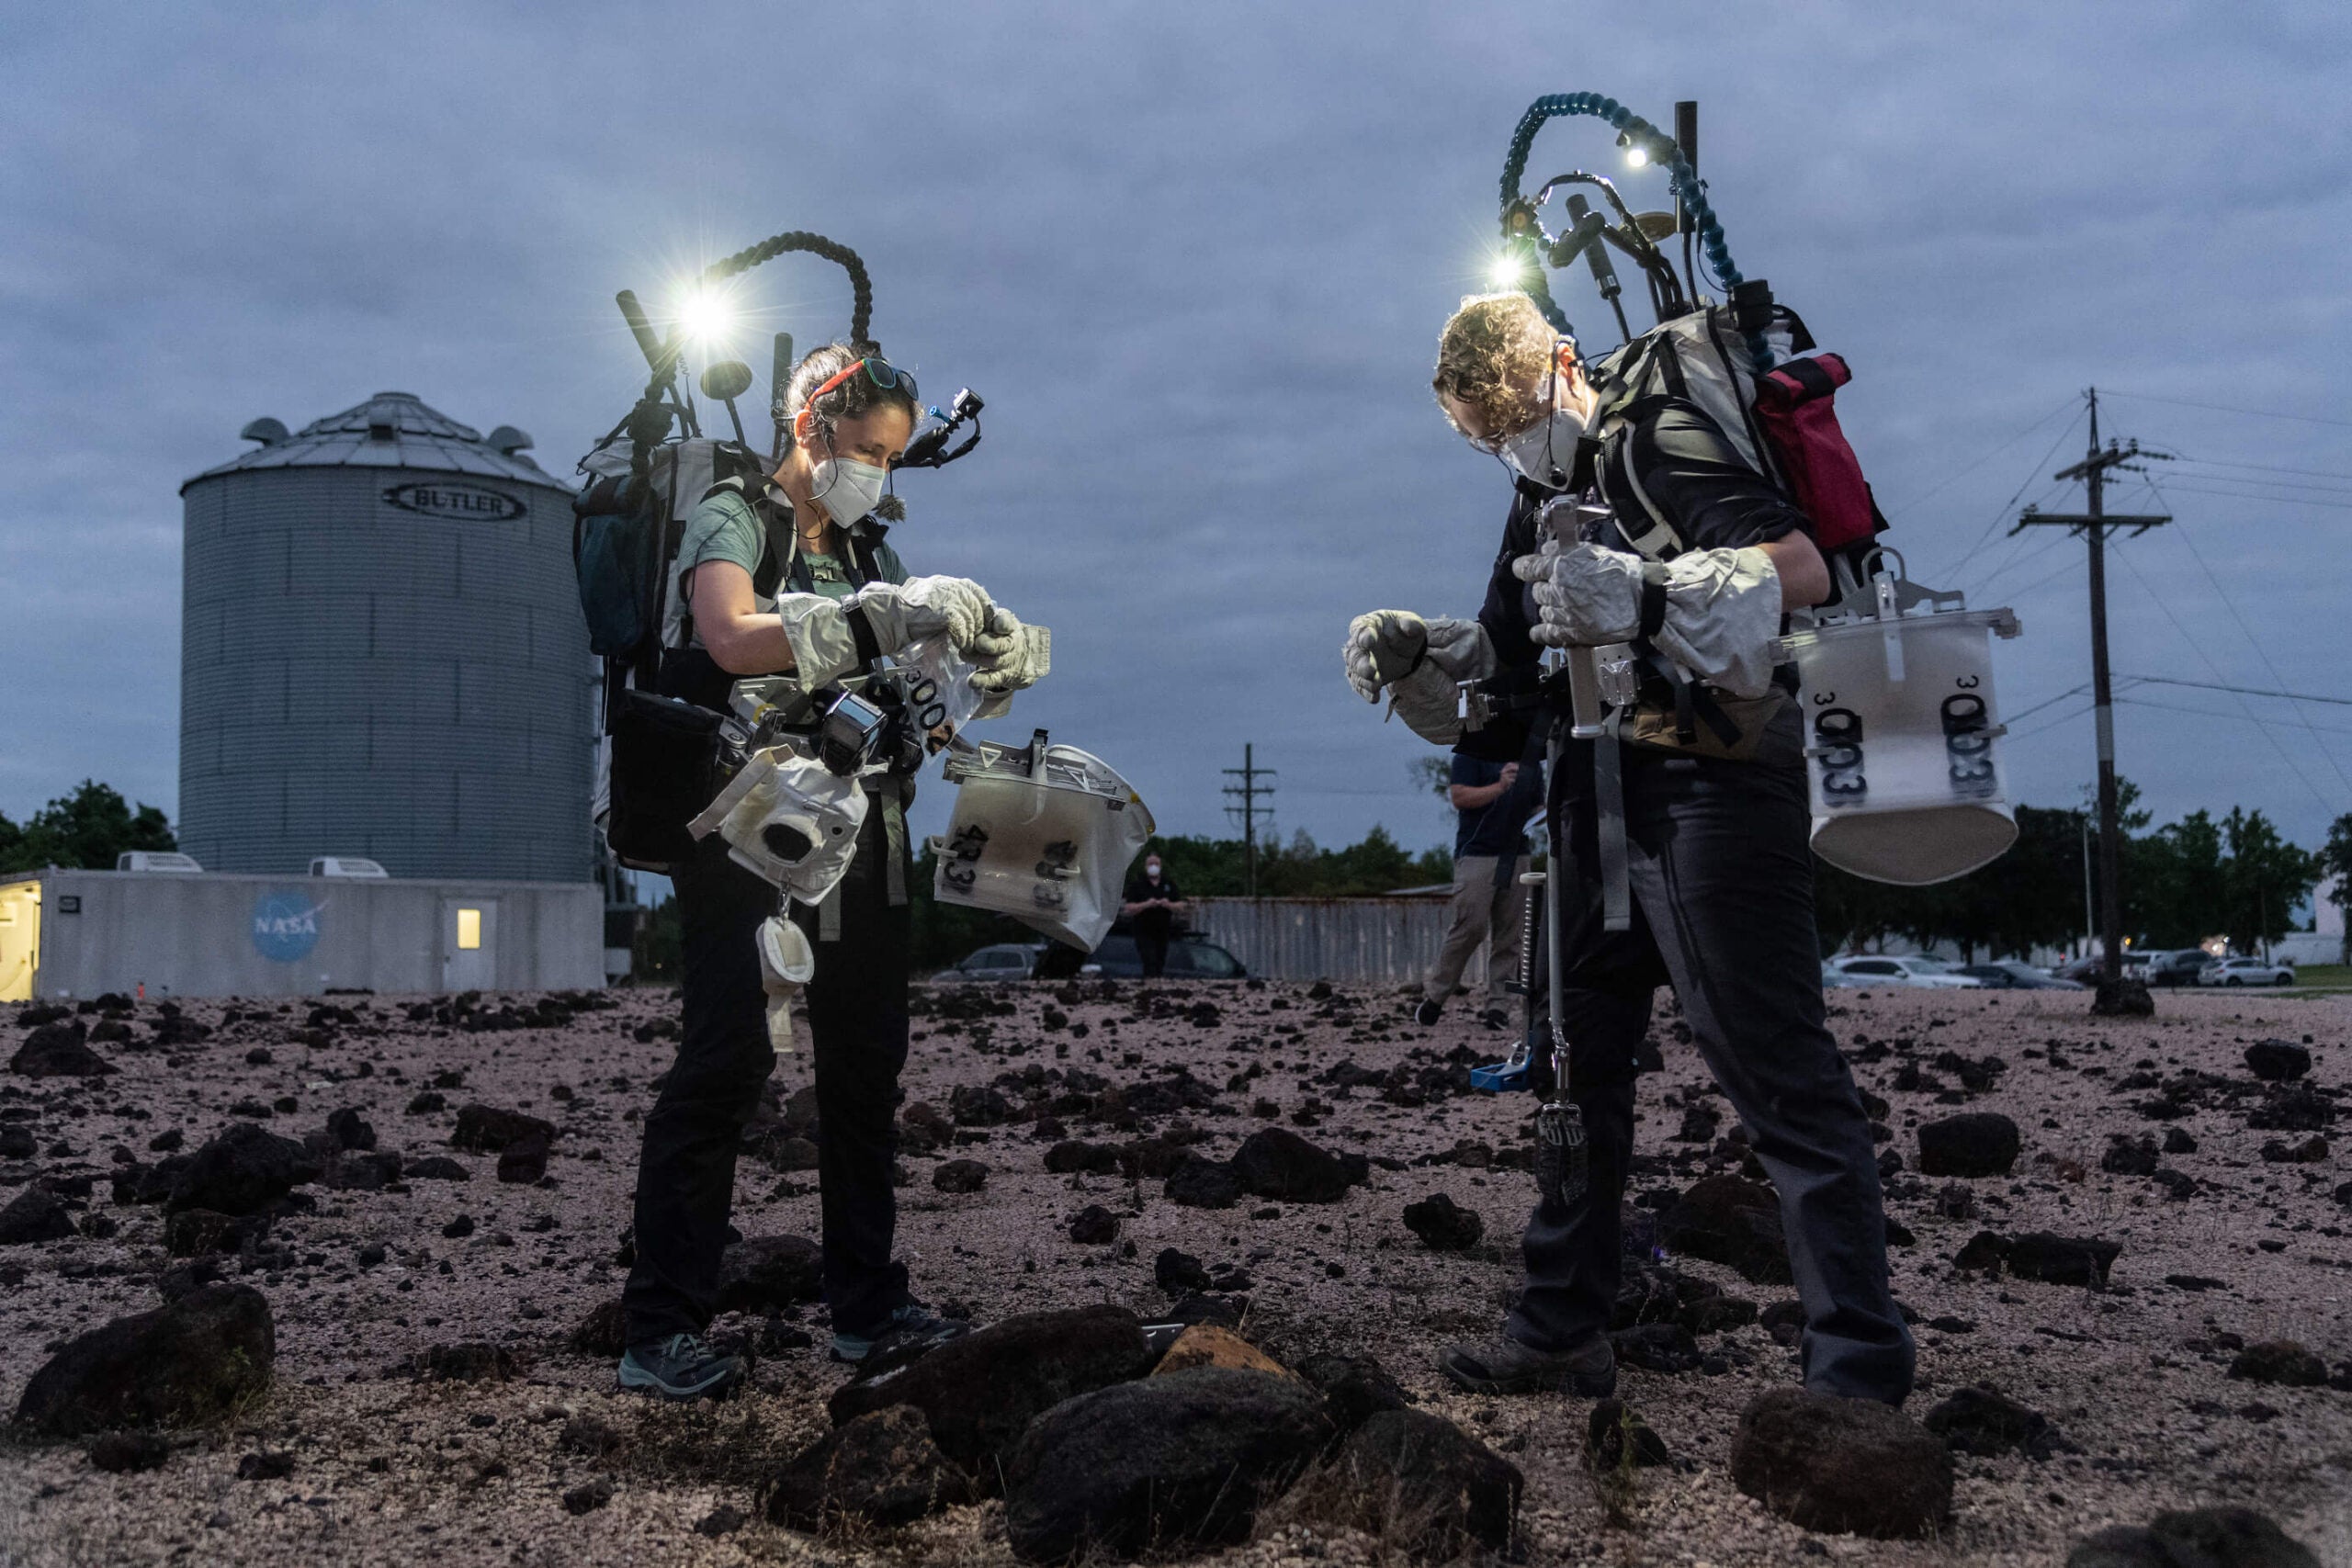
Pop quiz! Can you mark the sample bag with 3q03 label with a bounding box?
[930,733,1155,951]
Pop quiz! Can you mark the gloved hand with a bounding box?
[1343,612,1494,703]
[969,607,1051,696]
[1511,538,1650,649]
[852,575,998,652]
[1654,547,1783,699]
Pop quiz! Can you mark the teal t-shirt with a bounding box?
[664,487,906,649]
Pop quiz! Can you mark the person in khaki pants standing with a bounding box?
[1416,739,1543,1027]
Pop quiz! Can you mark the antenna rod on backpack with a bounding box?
[1674,102,1700,303]
[770,332,796,466]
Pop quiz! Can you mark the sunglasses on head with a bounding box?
[805,355,918,409]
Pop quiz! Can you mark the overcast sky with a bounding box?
[6,1,2349,876]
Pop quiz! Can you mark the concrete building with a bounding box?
[177,391,593,883]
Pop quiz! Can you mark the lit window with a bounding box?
[457,908,482,950]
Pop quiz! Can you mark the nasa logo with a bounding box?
[252,893,322,963]
[381,482,526,522]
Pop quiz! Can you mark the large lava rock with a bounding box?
[1657,1176,1790,1284]
[2067,1506,2320,1568]
[451,1103,557,1153]
[1916,1112,2020,1178]
[1922,1385,2074,1459]
[167,1123,317,1215]
[1953,1230,2120,1288]
[14,1284,274,1436]
[10,1021,114,1078]
[1295,1408,1521,1562]
[764,1405,972,1530]
[829,1304,1152,1483]
[716,1235,822,1314]
[1002,1367,1334,1563]
[1401,1192,1483,1252]
[2228,1340,2329,1388]
[1295,1351,1409,1436]
[1729,1387,1953,1540]
[0,1183,78,1246]
[1163,1156,1241,1210]
[1228,1128,1351,1203]
[2243,1040,2312,1083]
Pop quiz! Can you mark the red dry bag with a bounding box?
[1752,353,1887,554]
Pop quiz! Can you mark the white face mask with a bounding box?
[1497,373,1587,491]
[808,455,888,525]
[1146,863,1162,879]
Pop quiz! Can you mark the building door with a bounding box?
[0,881,38,1002]
[441,898,498,993]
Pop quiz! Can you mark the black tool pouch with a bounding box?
[605,687,726,871]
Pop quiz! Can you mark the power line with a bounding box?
[1938,411,2089,589]
[1887,394,2080,515]
[2103,388,2352,432]
[2117,695,2352,739]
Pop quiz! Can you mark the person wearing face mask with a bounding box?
[617,343,1043,1401]
[1342,292,1911,1411]
[1120,852,1188,978]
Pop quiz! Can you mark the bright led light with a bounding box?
[1624,144,1649,169]
[1487,254,1528,289]
[677,288,735,345]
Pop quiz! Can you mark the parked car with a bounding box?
[2143,950,2217,987]
[1956,961,2087,991]
[2196,955,2296,987]
[1821,955,1984,989]
[935,943,1051,983]
[1086,933,1248,979]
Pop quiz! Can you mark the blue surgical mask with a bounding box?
[808,456,888,525]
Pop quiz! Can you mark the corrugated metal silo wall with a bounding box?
[179,465,591,880]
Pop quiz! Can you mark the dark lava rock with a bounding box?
[86,1430,171,1473]
[1067,1204,1119,1245]
[1586,1397,1674,1469]
[0,1125,33,1160]
[322,1150,402,1192]
[562,1477,614,1515]
[406,1342,519,1382]
[948,1084,1015,1126]
[830,1304,1152,1482]
[1296,1351,1409,1435]
[1916,1112,2020,1178]
[2246,1087,2334,1133]
[1228,1128,1351,1203]
[1400,1192,1484,1252]
[0,1182,78,1246]
[2243,1040,2312,1083]
[496,1134,549,1184]
[1658,1176,1791,1285]
[1156,1247,1214,1294]
[1002,1367,1334,1563]
[2067,1506,2320,1568]
[1730,1386,1953,1539]
[2164,1127,2199,1155]
[168,1122,316,1215]
[2092,977,2154,1017]
[695,1505,746,1537]
[764,1404,972,1529]
[1610,1322,1702,1373]
[1953,1230,2120,1288]
[441,1213,476,1239]
[1043,1140,1121,1176]
[717,1235,822,1314]
[1163,1155,1240,1210]
[1610,1260,1755,1336]
[322,1107,377,1151]
[11,1021,115,1078]
[2102,1134,2162,1177]
[1300,1408,1521,1562]
[236,1450,295,1481]
[568,1300,628,1358]
[402,1155,470,1181]
[450,1103,557,1153]
[933,1158,989,1194]
[1922,1385,2074,1459]
[163,1208,267,1258]
[13,1283,275,1436]
[2229,1340,2329,1387]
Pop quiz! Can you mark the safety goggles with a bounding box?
[805,355,918,408]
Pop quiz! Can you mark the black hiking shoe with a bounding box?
[1413,999,1444,1027]
[831,1303,971,1365]
[1441,1332,1616,1397]
[617,1333,748,1401]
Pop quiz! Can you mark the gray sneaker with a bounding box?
[831,1303,970,1364]
[617,1333,747,1401]
[1441,1332,1616,1397]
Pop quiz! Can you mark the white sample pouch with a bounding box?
[1783,566,2023,886]
[755,915,816,1054]
[931,732,1156,951]
[685,746,868,905]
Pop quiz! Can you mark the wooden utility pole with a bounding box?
[1222,744,1276,897]
[2012,388,2170,1004]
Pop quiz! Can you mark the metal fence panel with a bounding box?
[1190,897,1481,989]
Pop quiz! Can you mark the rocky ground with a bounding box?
[0,977,2347,1567]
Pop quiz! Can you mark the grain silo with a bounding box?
[178,392,592,883]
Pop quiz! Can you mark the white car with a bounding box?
[2196,956,2296,987]
[1823,955,1985,989]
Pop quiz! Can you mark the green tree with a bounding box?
[2217,807,2319,954]
[0,781,176,874]
[2320,813,2352,964]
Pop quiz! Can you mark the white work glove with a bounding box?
[1341,612,1493,703]
[1510,538,1650,649]
[968,608,1051,697]
[851,575,997,652]
[1654,547,1783,700]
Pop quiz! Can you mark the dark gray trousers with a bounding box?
[1504,738,1915,1405]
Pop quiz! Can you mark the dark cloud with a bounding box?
[5,1,2347,870]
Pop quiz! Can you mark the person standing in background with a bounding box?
[1121,852,1187,977]
[1417,739,1543,1027]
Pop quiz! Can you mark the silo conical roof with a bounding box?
[181,391,564,492]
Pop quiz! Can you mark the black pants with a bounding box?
[623,810,912,1345]
[1136,926,1170,978]
[1506,739,1915,1405]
